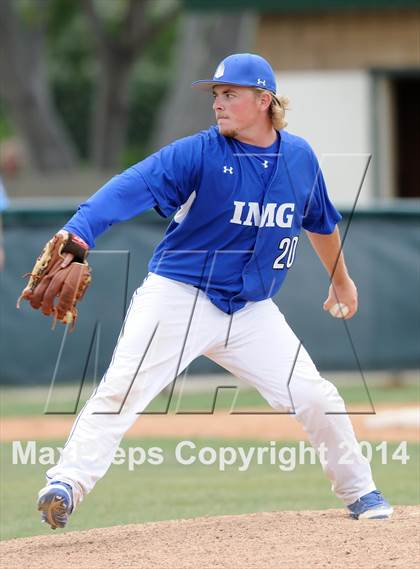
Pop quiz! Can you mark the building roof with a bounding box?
[185,0,420,12]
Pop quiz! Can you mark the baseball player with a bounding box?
[25,54,392,528]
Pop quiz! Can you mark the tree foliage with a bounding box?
[0,0,79,171]
[0,0,180,171]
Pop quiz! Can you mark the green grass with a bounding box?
[1,381,419,418]
[1,438,419,540]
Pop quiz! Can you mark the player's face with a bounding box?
[212,85,265,138]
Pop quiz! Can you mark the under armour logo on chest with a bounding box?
[223,166,234,174]
[262,160,269,169]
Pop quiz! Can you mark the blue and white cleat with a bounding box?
[37,481,74,529]
[348,490,393,520]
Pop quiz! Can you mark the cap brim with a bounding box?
[191,79,277,95]
[192,79,262,90]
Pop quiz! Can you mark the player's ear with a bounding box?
[256,89,272,112]
[265,92,274,111]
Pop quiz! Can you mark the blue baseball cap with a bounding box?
[192,53,277,94]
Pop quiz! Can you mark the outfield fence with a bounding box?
[1,201,419,384]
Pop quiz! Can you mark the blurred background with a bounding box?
[0,0,419,385]
[0,0,419,543]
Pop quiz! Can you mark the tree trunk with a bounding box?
[151,11,257,151]
[0,0,78,172]
[90,52,133,169]
[82,0,180,170]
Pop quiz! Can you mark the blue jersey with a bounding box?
[65,126,341,314]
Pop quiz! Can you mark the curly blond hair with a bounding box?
[256,89,290,131]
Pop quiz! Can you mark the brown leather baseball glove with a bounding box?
[17,230,91,329]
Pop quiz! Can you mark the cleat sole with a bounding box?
[38,494,68,529]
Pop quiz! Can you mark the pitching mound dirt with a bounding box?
[1,506,418,569]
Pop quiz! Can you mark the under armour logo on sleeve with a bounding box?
[223,166,234,174]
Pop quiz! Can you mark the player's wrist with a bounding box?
[57,230,89,262]
[331,274,351,286]
[330,263,351,286]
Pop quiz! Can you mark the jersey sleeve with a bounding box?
[302,151,342,234]
[63,133,203,248]
[64,166,157,248]
[133,133,203,218]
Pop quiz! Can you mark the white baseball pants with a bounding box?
[47,273,375,506]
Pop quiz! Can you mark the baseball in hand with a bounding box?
[329,302,349,318]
